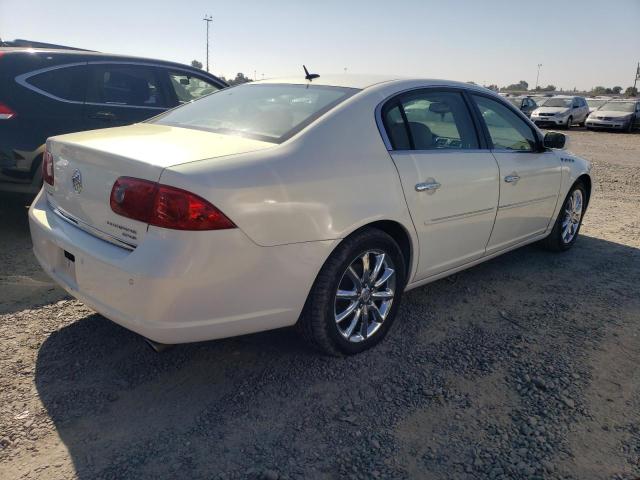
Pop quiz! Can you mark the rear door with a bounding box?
[381,88,499,280]
[470,94,562,253]
[83,63,168,129]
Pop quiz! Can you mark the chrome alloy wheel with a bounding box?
[334,250,396,343]
[561,189,583,244]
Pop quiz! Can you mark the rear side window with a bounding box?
[86,64,166,107]
[382,90,479,150]
[472,95,537,151]
[26,65,86,102]
[167,71,221,103]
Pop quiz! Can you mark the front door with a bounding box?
[381,89,500,280]
[470,94,562,253]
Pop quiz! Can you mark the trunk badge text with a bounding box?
[71,169,83,194]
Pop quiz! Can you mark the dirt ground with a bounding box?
[0,128,639,480]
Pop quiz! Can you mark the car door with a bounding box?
[634,102,640,129]
[381,88,500,280]
[83,63,169,129]
[470,94,562,253]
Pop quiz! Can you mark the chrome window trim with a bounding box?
[15,60,223,109]
[389,148,492,155]
[49,201,137,251]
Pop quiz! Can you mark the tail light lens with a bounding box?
[110,177,236,231]
[42,148,54,185]
[0,102,16,120]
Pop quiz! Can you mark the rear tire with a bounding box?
[297,228,406,356]
[541,181,586,252]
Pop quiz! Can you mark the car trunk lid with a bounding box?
[45,123,273,247]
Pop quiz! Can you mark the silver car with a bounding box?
[586,97,610,115]
[586,99,640,132]
[530,96,590,129]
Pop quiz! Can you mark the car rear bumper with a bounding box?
[29,190,334,343]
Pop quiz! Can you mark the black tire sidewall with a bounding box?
[319,231,406,355]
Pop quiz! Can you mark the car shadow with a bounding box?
[31,234,640,478]
[0,192,68,314]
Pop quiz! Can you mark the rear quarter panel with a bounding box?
[160,89,417,259]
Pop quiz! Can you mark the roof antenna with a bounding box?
[303,65,320,82]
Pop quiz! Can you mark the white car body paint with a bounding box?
[29,76,592,344]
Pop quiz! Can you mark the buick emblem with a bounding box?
[71,169,83,193]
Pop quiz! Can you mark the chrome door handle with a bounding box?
[415,181,441,192]
[504,174,520,183]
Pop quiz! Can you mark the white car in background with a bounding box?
[586,99,640,132]
[531,96,590,129]
[29,75,592,355]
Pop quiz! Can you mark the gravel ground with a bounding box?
[0,129,639,480]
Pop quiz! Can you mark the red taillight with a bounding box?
[110,177,236,231]
[42,148,54,185]
[0,102,16,120]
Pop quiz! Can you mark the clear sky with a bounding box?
[1,0,638,90]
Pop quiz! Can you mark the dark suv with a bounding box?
[0,48,227,194]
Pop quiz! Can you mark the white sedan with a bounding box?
[29,75,592,355]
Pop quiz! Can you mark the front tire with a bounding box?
[297,228,406,355]
[541,182,586,251]
[565,116,573,130]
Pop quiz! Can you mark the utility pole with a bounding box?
[535,63,542,90]
[203,15,213,72]
[634,62,639,92]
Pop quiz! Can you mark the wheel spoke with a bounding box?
[336,289,359,300]
[374,268,395,288]
[370,253,385,285]
[360,305,369,339]
[336,301,358,323]
[370,303,384,322]
[343,307,361,337]
[372,289,394,300]
[346,266,362,290]
[361,253,371,283]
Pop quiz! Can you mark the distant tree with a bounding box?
[224,73,252,86]
[612,86,622,94]
[540,84,556,92]
[625,86,639,97]
[190,60,203,69]
[504,80,529,91]
[486,84,499,92]
[592,86,607,95]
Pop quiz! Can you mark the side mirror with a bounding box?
[543,131,566,149]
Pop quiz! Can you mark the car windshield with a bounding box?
[152,83,359,143]
[532,97,548,106]
[544,98,573,107]
[586,99,607,109]
[507,98,522,107]
[600,101,635,112]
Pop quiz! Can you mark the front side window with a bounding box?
[86,64,166,107]
[382,90,479,150]
[26,65,86,102]
[152,83,357,143]
[472,95,537,151]
[167,72,221,103]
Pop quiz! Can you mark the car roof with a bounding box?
[256,75,496,93]
[0,47,212,72]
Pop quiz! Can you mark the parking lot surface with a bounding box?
[0,129,639,479]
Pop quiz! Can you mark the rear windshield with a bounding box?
[151,83,359,143]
